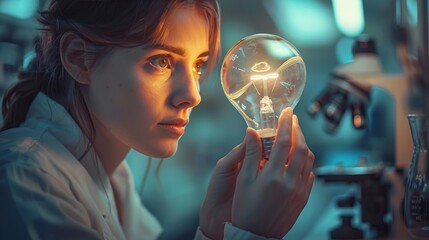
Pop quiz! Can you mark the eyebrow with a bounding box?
[144,43,210,58]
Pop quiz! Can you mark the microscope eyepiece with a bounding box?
[307,88,336,117]
[351,101,367,129]
[324,90,349,133]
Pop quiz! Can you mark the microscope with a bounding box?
[308,34,408,239]
[309,0,429,238]
[308,35,413,170]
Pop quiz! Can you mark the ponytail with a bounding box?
[1,38,46,131]
[1,34,96,161]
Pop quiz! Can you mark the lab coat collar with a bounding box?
[26,92,90,161]
[25,93,111,187]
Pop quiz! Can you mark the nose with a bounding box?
[170,66,202,109]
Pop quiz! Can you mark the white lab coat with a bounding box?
[0,93,279,240]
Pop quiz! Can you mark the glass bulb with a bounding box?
[221,33,306,159]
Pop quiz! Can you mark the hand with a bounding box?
[199,137,246,240]
[231,107,315,238]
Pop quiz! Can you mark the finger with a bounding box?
[285,115,309,178]
[239,128,262,180]
[305,172,315,199]
[264,107,293,173]
[301,150,315,180]
[215,141,245,175]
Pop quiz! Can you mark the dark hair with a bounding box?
[1,0,221,159]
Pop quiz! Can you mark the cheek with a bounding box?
[88,60,171,136]
[95,76,164,130]
[88,68,137,124]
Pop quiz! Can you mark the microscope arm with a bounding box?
[342,73,412,170]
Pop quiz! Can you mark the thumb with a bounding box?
[240,128,262,179]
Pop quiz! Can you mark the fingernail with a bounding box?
[246,128,252,139]
[293,114,299,124]
[246,128,255,144]
[282,107,293,119]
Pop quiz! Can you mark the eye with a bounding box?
[146,54,173,73]
[193,60,208,76]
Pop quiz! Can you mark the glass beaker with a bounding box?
[405,114,429,239]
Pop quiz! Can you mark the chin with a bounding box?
[151,150,177,159]
[136,143,178,158]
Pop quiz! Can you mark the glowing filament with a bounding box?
[250,73,279,81]
[250,73,279,97]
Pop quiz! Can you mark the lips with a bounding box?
[160,118,188,126]
[158,118,189,136]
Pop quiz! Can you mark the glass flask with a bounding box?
[405,114,429,239]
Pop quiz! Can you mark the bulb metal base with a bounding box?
[261,135,276,160]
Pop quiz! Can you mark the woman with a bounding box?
[0,0,315,239]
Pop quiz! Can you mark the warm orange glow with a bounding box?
[286,115,299,167]
[354,115,362,127]
[250,73,279,81]
[259,159,268,170]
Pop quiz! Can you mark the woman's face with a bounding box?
[86,5,209,158]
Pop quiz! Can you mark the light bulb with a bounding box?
[221,33,306,159]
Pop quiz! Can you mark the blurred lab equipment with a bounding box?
[397,0,429,238]
[404,114,429,239]
[310,33,416,239]
[0,2,41,97]
[394,0,429,112]
[0,42,24,91]
[317,162,391,239]
[308,35,412,169]
[221,33,306,159]
[310,35,411,239]
[310,0,429,239]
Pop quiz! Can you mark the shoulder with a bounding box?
[0,130,72,194]
[0,126,50,173]
[0,129,96,238]
[0,126,45,152]
[0,126,89,188]
[0,155,99,239]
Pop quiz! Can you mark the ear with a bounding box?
[60,32,91,85]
